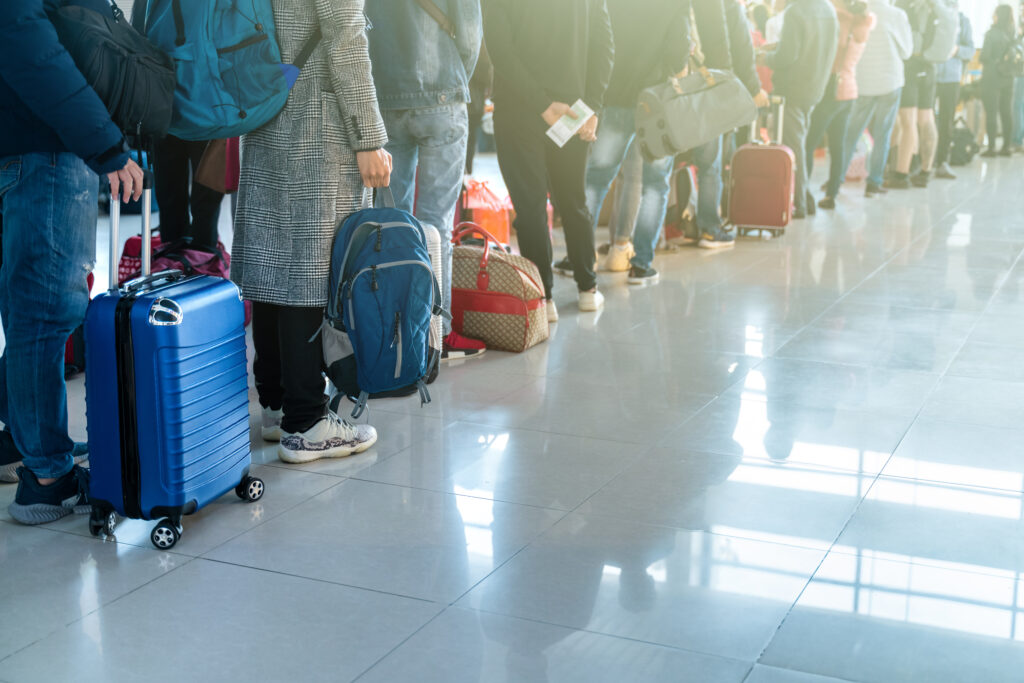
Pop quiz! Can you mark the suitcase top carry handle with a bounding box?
[121,269,189,294]
[108,171,155,293]
[453,222,504,283]
[750,95,785,145]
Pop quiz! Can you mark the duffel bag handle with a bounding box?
[453,221,505,291]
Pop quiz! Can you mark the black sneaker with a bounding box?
[0,429,88,483]
[865,182,887,197]
[818,196,836,210]
[911,171,930,188]
[553,257,574,277]
[792,208,807,220]
[981,149,998,158]
[597,243,611,256]
[8,465,91,525]
[627,265,660,285]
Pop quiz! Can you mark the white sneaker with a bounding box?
[578,289,605,312]
[602,242,634,272]
[261,407,283,442]
[278,412,378,464]
[547,300,559,323]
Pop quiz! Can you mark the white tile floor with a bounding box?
[2,152,1024,681]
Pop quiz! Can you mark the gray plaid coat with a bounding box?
[232,0,387,306]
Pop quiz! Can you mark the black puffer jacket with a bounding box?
[691,0,762,96]
[0,0,127,173]
[981,24,1017,86]
[603,0,690,106]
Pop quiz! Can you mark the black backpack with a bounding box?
[999,39,1024,79]
[949,116,980,166]
[47,0,176,141]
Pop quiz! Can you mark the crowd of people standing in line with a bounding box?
[0,0,1021,525]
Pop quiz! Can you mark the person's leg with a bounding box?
[275,305,328,435]
[382,109,420,215]
[185,139,224,249]
[894,107,919,175]
[999,85,1014,152]
[466,90,486,174]
[783,104,811,213]
[841,95,877,183]
[584,107,633,239]
[869,90,902,187]
[693,136,723,233]
[493,107,552,298]
[629,152,674,273]
[1,153,95,492]
[546,135,598,295]
[917,108,938,174]
[983,83,1000,153]
[152,134,191,243]
[608,139,643,245]
[823,99,853,200]
[1014,76,1024,147]
[935,82,957,167]
[251,302,284,411]
[805,82,840,185]
[400,104,469,336]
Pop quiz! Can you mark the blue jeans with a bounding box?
[691,136,723,233]
[584,106,673,270]
[608,139,643,244]
[383,104,468,335]
[0,153,97,479]
[1013,77,1024,147]
[842,89,902,187]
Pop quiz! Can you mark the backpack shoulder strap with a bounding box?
[294,28,322,70]
[415,0,456,40]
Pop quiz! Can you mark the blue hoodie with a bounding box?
[0,0,128,174]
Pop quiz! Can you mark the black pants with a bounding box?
[983,79,1014,151]
[935,82,960,165]
[805,80,853,199]
[153,135,223,250]
[251,303,326,434]
[493,106,596,295]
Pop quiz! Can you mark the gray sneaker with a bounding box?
[278,412,378,464]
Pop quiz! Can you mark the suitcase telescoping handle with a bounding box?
[109,171,183,294]
[750,95,785,145]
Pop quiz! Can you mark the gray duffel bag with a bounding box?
[635,67,758,161]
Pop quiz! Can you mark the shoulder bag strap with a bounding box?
[294,28,323,70]
[415,0,457,40]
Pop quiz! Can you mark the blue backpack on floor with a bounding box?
[324,188,445,419]
[136,0,320,140]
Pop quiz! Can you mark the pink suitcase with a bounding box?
[728,97,795,236]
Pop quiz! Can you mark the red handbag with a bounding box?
[450,223,548,353]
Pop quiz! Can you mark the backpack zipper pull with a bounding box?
[370,265,379,291]
[375,225,383,252]
[391,311,401,348]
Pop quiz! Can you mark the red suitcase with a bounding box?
[728,97,794,236]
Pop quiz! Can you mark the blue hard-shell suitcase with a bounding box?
[85,177,263,550]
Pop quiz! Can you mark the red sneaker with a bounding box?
[442,331,486,361]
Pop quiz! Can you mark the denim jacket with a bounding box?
[366,1,483,110]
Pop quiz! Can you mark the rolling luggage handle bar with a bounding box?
[108,170,183,294]
[750,95,785,145]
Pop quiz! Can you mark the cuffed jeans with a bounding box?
[0,153,96,479]
[383,104,468,335]
[843,88,902,187]
[691,136,723,233]
[584,106,673,270]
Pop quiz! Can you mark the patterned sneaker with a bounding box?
[698,227,736,250]
[602,242,634,272]
[261,406,284,442]
[0,429,88,484]
[442,331,486,361]
[8,465,91,525]
[278,412,377,464]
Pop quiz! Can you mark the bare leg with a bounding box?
[917,108,938,173]
[896,107,918,174]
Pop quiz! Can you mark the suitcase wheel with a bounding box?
[151,519,182,550]
[89,507,117,538]
[235,476,265,503]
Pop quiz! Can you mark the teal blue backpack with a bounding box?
[137,0,320,140]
